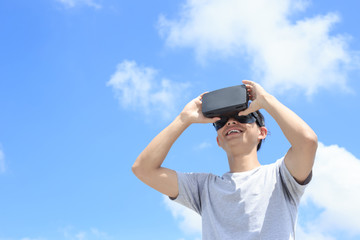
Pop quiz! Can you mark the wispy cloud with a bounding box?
[296,225,336,240]
[158,0,359,95]
[107,60,190,121]
[0,228,111,240]
[61,226,112,240]
[300,142,360,238]
[0,237,47,240]
[163,196,201,236]
[56,0,102,9]
[0,145,5,174]
[20,238,46,240]
[194,141,212,151]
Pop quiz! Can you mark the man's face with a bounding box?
[216,117,266,152]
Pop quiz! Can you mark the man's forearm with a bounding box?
[262,94,317,149]
[131,93,218,197]
[132,115,191,174]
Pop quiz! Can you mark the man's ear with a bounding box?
[216,136,221,147]
[258,127,268,140]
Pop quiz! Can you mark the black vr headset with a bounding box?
[201,85,264,130]
[202,85,248,118]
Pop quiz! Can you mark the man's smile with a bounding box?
[224,126,245,136]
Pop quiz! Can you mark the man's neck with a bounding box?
[226,149,261,173]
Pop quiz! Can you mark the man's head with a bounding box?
[214,110,267,152]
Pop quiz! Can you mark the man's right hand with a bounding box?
[179,92,221,125]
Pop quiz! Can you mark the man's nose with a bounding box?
[226,118,238,126]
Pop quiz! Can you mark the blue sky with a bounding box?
[0,0,360,240]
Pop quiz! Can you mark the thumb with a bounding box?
[238,103,257,116]
[206,116,221,123]
[238,108,251,116]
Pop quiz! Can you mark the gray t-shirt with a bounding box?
[171,158,311,240]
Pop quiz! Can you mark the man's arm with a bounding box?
[132,93,219,198]
[239,80,318,184]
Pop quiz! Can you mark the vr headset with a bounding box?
[202,85,249,118]
[202,85,264,130]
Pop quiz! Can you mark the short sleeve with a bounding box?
[278,158,312,206]
[170,171,210,215]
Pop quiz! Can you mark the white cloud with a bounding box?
[158,0,359,95]
[56,0,102,9]
[62,227,111,240]
[300,142,360,237]
[0,145,5,174]
[163,196,202,236]
[194,141,212,150]
[107,60,190,121]
[20,238,46,240]
[0,228,110,240]
[296,225,336,240]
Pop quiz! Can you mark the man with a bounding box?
[132,80,317,239]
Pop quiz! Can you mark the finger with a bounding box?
[248,91,255,101]
[199,92,209,99]
[242,80,255,86]
[238,109,251,116]
[238,102,257,116]
[243,82,254,93]
[244,84,253,91]
[246,86,254,96]
[202,116,220,124]
[211,116,221,122]
[242,80,257,95]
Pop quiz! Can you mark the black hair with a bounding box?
[254,110,265,151]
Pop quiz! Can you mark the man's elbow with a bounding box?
[303,131,318,151]
[293,130,318,155]
[131,160,143,178]
[131,158,156,180]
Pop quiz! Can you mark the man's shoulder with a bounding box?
[176,171,221,183]
[261,158,284,171]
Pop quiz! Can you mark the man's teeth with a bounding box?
[227,129,241,135]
